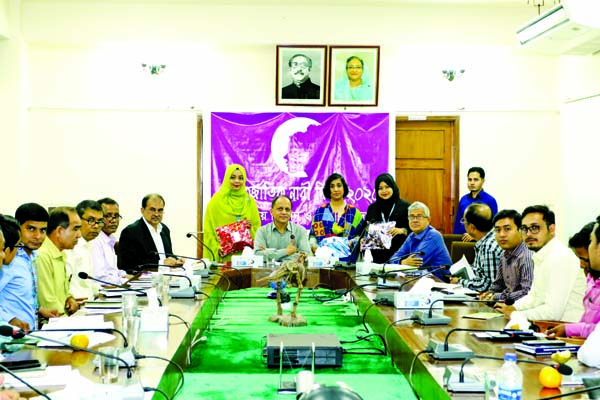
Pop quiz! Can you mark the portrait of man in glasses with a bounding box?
[281,53,320,100]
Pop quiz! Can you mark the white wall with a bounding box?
[2,0,592,250]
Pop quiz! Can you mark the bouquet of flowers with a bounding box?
[216,220,253,257]
[361,221,395,250]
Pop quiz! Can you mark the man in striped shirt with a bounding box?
[481,209,534,303]
[451,203,502,292]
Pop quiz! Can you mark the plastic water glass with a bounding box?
[98,346,120,384]
[123,316,141,351]
[121,293,138,319]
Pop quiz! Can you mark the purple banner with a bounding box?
[210,112,390,229]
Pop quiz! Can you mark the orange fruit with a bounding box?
[539,366,562,388]
[539,387,562,397]
[70,334,90,348]
[71,350,91,367]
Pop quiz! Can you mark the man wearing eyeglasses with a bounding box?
[0,204,59,331]
[388,201,451,279]
[494,205,585,323]
[66,200,103,301]
[281,54,320,100]
[119,193,183,271]
[450,203,503,292]
[90,197,127,285]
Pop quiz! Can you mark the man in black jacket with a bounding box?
[119,193,183,271]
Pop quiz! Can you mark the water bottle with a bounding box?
[497,353,523,400]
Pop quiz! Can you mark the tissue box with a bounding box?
[231,255,264,267]
[394,292,445,309]
[307,257,337,268]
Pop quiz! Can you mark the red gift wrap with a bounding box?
[215,220,254,256]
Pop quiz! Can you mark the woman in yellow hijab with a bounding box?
[204,164,261,262]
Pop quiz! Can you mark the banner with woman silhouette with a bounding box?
[208,112,390,228]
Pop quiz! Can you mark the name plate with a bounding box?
[394,292,445,309]
[307,257,338,268]
[231,255,264,267]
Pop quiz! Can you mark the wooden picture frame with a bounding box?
[276,45,327,106]
[328,46,380,107]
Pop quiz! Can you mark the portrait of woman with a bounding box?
[203,164,262,262]
[329,46,379,106]
[363,173,411,264]
[309,173,364,262]
[334,56,373,102]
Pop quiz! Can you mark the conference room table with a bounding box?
[6,266,598,399]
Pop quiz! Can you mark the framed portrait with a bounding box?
[328,46,380,107]
[276,45,327,106]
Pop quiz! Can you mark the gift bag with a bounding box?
[216,220,253,257]
[361,221,395,250]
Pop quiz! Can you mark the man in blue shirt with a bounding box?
[453,167,498,238]
[389,201,452,279]
[0,203,59,331]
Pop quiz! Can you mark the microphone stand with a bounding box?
[0,363,51,399]
[32,327,128,348]
[25,332,135,378]
[446,354,573,393]
[79,272,162,307]
[186,232,216,261]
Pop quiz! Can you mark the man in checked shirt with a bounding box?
[450,203,502,292]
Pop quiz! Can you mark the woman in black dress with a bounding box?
[364,173,411,264]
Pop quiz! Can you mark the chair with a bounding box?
[450,241,476,264]
[442,234,464,253]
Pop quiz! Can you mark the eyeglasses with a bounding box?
[291,62,309,68]
[408,215,427,221]
[347,66,363,70]
[104,214,123,221]
[519,224,545,234]
[81,218,106,227]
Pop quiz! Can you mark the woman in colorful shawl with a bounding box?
[309,173,364,262]
[363,173,411,264]
[204,164,261,262]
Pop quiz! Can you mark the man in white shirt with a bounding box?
[495,205,585,322]
[66,200,102,300]
[578,216,600,367]
[90,197,127,284]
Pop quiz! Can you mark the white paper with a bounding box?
[407,277,435,294]
[34,316,116,347]
[2,365,73,391]
[449,255,475,279]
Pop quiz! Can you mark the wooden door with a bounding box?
[394,117,459,233]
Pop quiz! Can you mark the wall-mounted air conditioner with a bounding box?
[516,0,600,55]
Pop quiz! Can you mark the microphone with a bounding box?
[0,326,135,379]
[30,327,128,348]
[186,232,216,261]
[135,262,186,271]
[397,266,446,291]
[0,363,50,399]
[78,272,162,306]
[446,353,573,393]
[429,326,530,360]
[414,297,516,326]
[152,251,208,267]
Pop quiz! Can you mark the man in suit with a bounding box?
[119,193,183,271]
[281,54,320,100]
